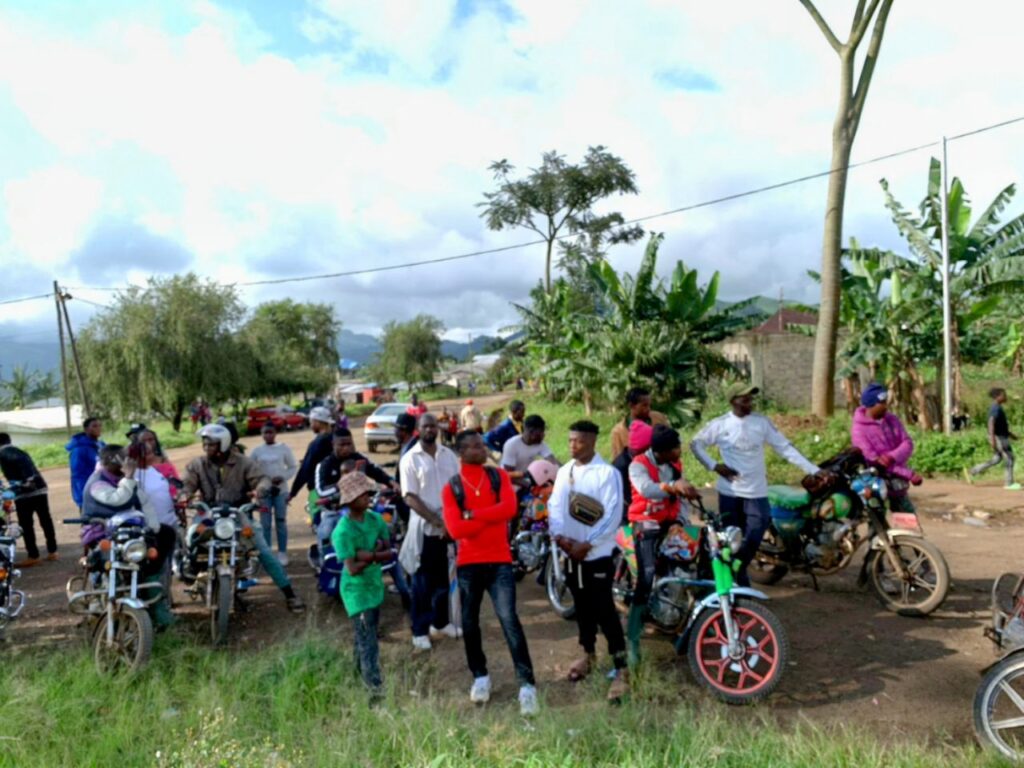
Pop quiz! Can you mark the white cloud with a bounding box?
[0,0,1022,340]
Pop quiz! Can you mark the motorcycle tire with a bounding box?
[611,551,633,616]
[974,651,1024,760]
[866,536,949,617]
[94,607,153,674]
[211,573,232,646]
[748,530,788,586]
[545,554,575,620]
[687,598,788,705]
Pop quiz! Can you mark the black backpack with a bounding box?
[449,467,502,514]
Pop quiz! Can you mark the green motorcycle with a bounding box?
[613,498,789,704]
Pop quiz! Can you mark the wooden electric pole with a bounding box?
[57,287,92,416]
[53,281,72,435]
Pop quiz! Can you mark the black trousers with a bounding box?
[457,562,535,686]
[15,494,57,559]
[411,535,450,637]
[565,555,627,669]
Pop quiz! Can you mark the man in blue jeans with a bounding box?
[690,384,820,585]
[250,422,297,565]
[442,430,538,715]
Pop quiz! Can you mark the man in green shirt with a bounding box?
[331,472,391,699]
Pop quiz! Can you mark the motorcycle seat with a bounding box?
[767,485,810,509]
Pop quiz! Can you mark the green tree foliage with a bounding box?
[517,234,748,422]
[241,300,341,401]
[31,370,62,406]
[1,364,40,409]
[479,146,643,293]
[372,315,445,391]
[78,274,250,431]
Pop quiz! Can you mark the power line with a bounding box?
[0,292,53,306]
[20,111,1024,295]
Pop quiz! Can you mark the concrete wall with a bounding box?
[720,333,850,409]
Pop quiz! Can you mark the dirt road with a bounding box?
[3,405,1014,745]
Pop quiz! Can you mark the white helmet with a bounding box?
[309,406,334,424]
[198,423,232,453]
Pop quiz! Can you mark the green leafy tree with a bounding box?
[241,300,341,401]
[31,370,62,407]
[2,365,40,409]
[881,158,1024,407]
[372,315,445,391]
[78,273,251,431]
[479,146,643,293]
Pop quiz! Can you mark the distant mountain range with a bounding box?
[0,296,799,375]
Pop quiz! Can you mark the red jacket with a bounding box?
[627,452,681,524]
[442,465,517,566]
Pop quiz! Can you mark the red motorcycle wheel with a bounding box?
[687,598,788,704]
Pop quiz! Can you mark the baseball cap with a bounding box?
[725,383,760,402]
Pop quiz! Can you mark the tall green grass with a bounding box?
[0,635,1004,768]
[21,421,197,470]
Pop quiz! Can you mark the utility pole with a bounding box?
[53,281,72,435]
[939,138,954,435]
[58,287,92,416]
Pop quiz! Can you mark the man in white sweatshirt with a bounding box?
[250,422,298,566]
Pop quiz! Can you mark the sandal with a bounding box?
[567,655,594,682]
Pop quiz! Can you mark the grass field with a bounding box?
[21,421,198,471]
[0,635,1006,768]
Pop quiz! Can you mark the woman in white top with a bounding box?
[690,384,820,585]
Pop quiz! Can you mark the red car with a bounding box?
[246,405,309,434]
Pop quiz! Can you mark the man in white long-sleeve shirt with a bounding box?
[548,420,628,700]
[690,384,820,585]
[250,423,298,565]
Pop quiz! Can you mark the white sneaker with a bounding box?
[411,635,432,651]
[518,684,539,716]
[277,552,289,567]
[430,623,461,639]
[470,675,492,704]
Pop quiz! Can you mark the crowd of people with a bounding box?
[0,380,1018,713]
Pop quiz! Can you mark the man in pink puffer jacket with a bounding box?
[850,383,922,512]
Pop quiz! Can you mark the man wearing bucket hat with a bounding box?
[690,383,820,585]
[850,383,922,514]
[331,471,391,700]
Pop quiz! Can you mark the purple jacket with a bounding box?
[850,407,915,481]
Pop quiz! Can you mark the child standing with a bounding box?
[331,472,391,699]
[968,388,1019,490]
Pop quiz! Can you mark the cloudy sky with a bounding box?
[1,0,1022,347]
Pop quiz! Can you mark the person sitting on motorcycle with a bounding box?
[613,420,654,524]
[178,424,305,613]
[83,444,178,629]
[314,428,399,505]
[850,383,923,513]
[626,425,701,667]
[690,383,821,586]
[501,415,558,491]
[288,407,336,503]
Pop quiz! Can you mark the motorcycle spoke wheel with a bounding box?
[687,599,788,704]
[868,538,950,616]
[975,653,1024,760]
[94,607,153,674]
[545,556,575,620]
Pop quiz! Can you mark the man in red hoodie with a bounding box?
[442,430,538,716]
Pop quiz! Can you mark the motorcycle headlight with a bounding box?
[874,478,889,501]
[214,518,236,540]
[720,526,744,554]
[123,539,147,563]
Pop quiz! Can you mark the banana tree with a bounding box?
[881,159,1024,406]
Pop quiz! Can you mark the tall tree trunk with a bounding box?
[544,238,554,294]
[172,403,184,432]
[811,129,854,417]
[583,388,593,417]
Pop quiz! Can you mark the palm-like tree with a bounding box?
[3,365,40,409]
[881,158,1024,405]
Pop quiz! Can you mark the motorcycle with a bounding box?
[178,501,261,646]
[509,487,574,620]
[0,481,26,634]
[612,497,789,704]
[64,512,163,672]
[749,447,950,616]
[974,572,1024,760]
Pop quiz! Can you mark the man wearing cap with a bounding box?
[460,399,484,433]
[610,387,669,460]
[331,471,391,699]
[690,383,820,585]
[289,406,336,502]
[851,383,922,511]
